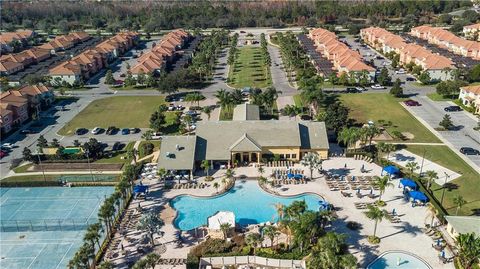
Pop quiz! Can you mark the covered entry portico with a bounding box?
[229,133,262,165]
[231,151,260,164]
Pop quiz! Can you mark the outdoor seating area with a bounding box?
[271,168,305,179]
[265,160,294,167]
[140,163,158,180]
[157,258,186,265]
[353,154,374,163]
[325,175,379,193]
[170,182,208,189]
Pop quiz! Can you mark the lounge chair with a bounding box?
[356,192,363,198]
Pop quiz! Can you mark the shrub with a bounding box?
[367,235,380,244]
[346,221,362,230]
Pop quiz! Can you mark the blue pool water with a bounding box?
[368,251,432,269]
[170,180,324,231]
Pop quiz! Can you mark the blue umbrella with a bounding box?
[441,250,445,258]
[409,191,429,203]
[382,165,399,175]
[133,185,148,194]
[400,178,418,190]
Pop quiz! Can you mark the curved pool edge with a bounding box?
[167,179,326,231]
[366,250,433,269]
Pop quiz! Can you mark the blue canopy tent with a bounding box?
[408,191,429,203]
[382,165,399,176]
[134,185,149,194]
[400,178,418,190]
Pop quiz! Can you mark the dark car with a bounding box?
[0,150,7,159]
[106,126,118,135]
[75,128,88,135]
[460,147,480,155]
[112,142,124,151]
[444,106,462,112]
[406,77,416,81]
[375,56,384,60]
[404,99,421,106]
[20,129,34,134]
[121,128,130,135]
[129,128,140,134]
[346,87,360,93]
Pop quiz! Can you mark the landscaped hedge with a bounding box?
[0,180,62,187]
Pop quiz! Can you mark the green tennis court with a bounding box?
[0,186,114,269]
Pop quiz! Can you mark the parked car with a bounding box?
[112,142,124,151]
[91,127,102,135]
[300,115,312,120]
[1,143,14,149]
[121,128,130,135]
[184,110,197,116]
[395,69,406,74]
[355,87,365,92]
[0,150,7,159]
[404,99,421,106]
[444,106,462,112]
[106,126,118,135]
[20,129,34,134]
[75,128,88,135]
[346,87,361,93]
[460,147,480,155]
[375,56,384,60]
[371,84,386,89]
[129,128,140,134]
[406,77,416,81]
[240,30,246,33]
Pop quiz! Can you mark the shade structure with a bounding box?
[134,185,149,194]
[383,165,399,175]
[409,191,429,202]
[400,178,418,190]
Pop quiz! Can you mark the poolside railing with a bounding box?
[199,256,306,269]
[1,218,99,232]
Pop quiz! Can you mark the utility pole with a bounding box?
[440,172,449,206]
[419,148,426,176]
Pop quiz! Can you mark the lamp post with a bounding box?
[85,149,95,182]
[419,148,426,176]
[440,172,449,206]
[36,148,46,182]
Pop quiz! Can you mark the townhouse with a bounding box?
[308,28,375,80]
[49,32,139,85]
[463,23,480,41]
[130,29,190,78]
[0,30,35,53]
[411,25,480,60]
[360,27,455,81]
[0,85,54,135]
[459,85,480,114]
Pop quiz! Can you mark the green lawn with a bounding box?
[339,93,440,143]
[219,106,233,121]
[112,86,157,91]
[58,96,166,136]
[406,145,480,216]
[138,140,161,159]
[228,46,272,88]
[426,92,455,101]
[94,141,135,164]
[13,163,34,173]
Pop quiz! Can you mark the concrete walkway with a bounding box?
[276,96,295,120]
[388,149,461,183]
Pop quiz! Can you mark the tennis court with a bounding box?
[0,186,114,269]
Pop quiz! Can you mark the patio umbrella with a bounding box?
[441,250,445,258]
[408,191,429,203]
[382,165,399,176]
[344,163,347,168]
[361,164,365,171]
[392,209,396,216]
[400,178,418,190]
[437,239,441,246]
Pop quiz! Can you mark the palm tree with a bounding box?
[456,233,480,269]
[144,253,160,269]
[127,148,137,164]
[220,222,231,241]
[372,175,394,202]
[364,204,386,240]
[425,202,438,227]
[262,225,278,248]
[377,142,396,161]
[273,203,285,221]
[213,182,219,193]
[137,212,164,246]
[84,223,102,249]
[157,168,168,185]
[132,259,149,269]
[221,177,227,190]
[245,232,262,254]
[257,166,265,176]
[338,127,361,152]
[202,106,213,120]
[300,152,322,180]
[453,195,467,215]
[185,92,205,107]
[225,168,235,181]
[405,161,419,177]
[424,170,438,192]
[201,160,211,177]
[364,125,382,149]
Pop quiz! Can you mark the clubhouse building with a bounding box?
[158,104,329,177]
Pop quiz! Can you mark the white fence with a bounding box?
[199,256,306,269]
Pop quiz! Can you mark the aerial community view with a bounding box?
[2,1,480,269]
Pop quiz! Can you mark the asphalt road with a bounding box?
[268,44,297,96]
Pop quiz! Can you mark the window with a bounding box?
[286,154,291,159]
[292,154,297,159]
[280,154,285,159]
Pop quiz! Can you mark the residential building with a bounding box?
[411,25,480,60]
[0,91,29,126]
[444,216,480,239]
[158,104,329,175]
[0,30,35,53]
[0,108,14,134]
[360,27,455,81]
[308,28,375,80]
[0,61,24,75]
[463,23,480,40]
[49,62,83,85]
[459,85,480,114]
[15,85,55,115]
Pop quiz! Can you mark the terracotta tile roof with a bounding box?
[17,85,51,96]
[0,30,34,44]
[49,61,82,75]
[131,58,163,74]
[0,107,13,117]
[0,91,28,107]
[23,47,51,60]
[461,85,480,94]
[67,32,90,42]
[0,60,24,72]
[464,23,480,30]
[138,51,164,63]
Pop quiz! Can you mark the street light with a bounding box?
[440,172,449,206]
[419,148,426,176]
[36,148,47,183]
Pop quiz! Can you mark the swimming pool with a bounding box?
[170,180,324,231]
[367,251,432,269]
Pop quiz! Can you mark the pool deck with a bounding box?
[104,157,455,269]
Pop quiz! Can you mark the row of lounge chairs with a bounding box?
[157,258,186,265]
[172,183,207,189]
[265,161,294,167]
[354,202,373,209]
[353,154,374,163]
[271,179,307,185]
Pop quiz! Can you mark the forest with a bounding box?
[1,1,472,32]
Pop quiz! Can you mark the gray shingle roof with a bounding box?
[445,216,480,235]
[233,103,260,121]
[157,136,196,170]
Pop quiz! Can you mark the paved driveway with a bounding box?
[268,44,297,96]
[406,96,480,168]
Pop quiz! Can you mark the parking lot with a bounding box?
[297,34,334,76]
[405,96,480,168]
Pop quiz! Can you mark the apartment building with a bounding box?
[411,25,480,60]
[463,23,480,40]
[49,32,139,85]
[0,30,35,53]
[459,85,480,114]
[360,27,455,81]
[308,28,375,80]
[130,29,190,77]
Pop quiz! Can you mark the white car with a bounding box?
[91,127,102,135]
[1,143,14,149]
[371,84,386,89]
[395,69,406,74]
[355,87,365,92]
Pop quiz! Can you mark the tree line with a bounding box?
[1,1,470,33]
